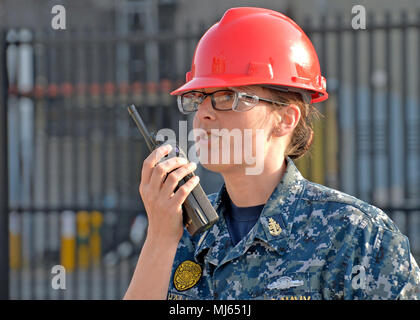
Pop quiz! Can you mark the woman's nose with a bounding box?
[196,96,216,121]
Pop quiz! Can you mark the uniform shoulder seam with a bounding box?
[302,180,402,234]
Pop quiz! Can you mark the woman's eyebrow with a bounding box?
[229,86,257,94]
[201,88,229,94]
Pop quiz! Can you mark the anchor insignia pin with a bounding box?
[268,217,282,236]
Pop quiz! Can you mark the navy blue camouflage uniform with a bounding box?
[167,157,420,300]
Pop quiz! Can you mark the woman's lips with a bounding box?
[198,130,221,145]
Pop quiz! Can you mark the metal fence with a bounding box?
[1,10,420,299]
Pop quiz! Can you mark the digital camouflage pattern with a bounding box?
[167,157,420,300]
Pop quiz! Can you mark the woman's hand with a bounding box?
[139,144,199,246]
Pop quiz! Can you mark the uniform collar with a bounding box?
[194,156,307,263]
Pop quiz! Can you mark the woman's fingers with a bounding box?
[138,144,200,246]
[161,162,197,197]
[149,156,189,192]
[172,175,200,206]
[141,144,173,185]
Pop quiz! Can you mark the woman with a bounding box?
[124,7,420,300]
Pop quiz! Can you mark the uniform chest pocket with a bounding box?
[252,272,323,300]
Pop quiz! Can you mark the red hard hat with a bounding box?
[171,7,328,104]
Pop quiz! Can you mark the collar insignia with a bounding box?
[268,217,282,236]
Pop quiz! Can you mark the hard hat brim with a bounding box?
[170,76,328,104]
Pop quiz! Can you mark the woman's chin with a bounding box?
[199,161,239,174]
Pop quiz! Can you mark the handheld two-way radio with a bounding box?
[127,104,219,237]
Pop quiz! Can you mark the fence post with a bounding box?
[0,29,10,300]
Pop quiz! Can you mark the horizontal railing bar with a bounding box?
[9,207,145,214]
[8,206,420,213]
[5,32,199,45]
[3,20,420,45]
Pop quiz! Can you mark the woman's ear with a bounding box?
[272,104,301,137]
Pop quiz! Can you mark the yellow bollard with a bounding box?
[76,211,90,269]
[324,98,338,186]
[90,211,103,265]
[9,211,22,270]
[311,105,325,185]
[295,154,310,180]
[61,211,76,273]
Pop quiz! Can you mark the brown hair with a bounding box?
[267,89,323,160]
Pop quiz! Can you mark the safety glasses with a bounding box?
[177,89,290,114]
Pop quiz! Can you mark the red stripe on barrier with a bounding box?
[146,82,157,94]
[5,80,185,98]
[118,82,130,95]
[103,82,115,95]
[89,83,101,96]
[48,84,59,98]
[131,82,143,94]
[34,84,45,99]
[61,82,74,97]
[160,79,172,93]
[8,84,18,95]
[76,83,87,96]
